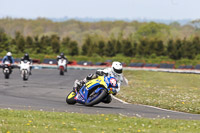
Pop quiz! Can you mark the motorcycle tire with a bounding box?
[66,91,76,105]
[5,74,9,79]
[23,70,29,81]
[85,89,107,106]
[60,70,64,75]
[23,75,28,81]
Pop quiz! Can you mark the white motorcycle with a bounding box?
[20,60,31,81]
[58,58,67,75]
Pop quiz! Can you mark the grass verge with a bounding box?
[119,70,200,114]
[0,109,200,133]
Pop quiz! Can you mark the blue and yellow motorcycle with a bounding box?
[66,76,118,106]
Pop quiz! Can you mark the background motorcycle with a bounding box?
[2,60,12,79]
[66,76,118,106]
[20,60,31,81]
[57,58,67,75]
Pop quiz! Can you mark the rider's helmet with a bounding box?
[111,61,123,75]
[60,53,64,58]
[7,52,12,57]
[24,53,29,58]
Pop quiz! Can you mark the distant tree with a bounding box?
[191,19,200,30]
[0,27,5,33]
[115,40,122,54]
[68,41,79,56]
[82,36,93,56]
[16,36,25,53]
[138,38,149,56]
[155,39,165,56]
[123,39,133,57]
[192,36,200,55]
[0,32,10,52]
[97,40,106,56]
[61,36,71,55]
[105,40,116,57]
[26,36,33,49]
[172,39,182,60]
[15,31,21,40]
[135,22,170,40]
[148,38,156,55]
[14,32,25,53]
[50,35,60,54]
[40,36,51,53]
[167,39,174,58]
[181,38,195,59]
[132,41,138,57]
[81,43,88,56]
[34,36,42,54]
[62,37,71,47]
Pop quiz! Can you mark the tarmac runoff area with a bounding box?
[0,68,200,120]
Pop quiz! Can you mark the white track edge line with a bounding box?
[112,95,193,114]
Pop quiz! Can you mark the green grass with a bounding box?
[0,109,200,133]
[119,71,200,114]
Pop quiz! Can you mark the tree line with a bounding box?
[81,35,200,60]
[1,30,200,60]
[1,18,200,45]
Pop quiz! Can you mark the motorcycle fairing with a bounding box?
[75,76,107,103]
[74,76,118,104]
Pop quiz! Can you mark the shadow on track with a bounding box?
[72,104,123,110]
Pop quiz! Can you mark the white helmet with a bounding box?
[7,52,12,56]
[111,61,123,75]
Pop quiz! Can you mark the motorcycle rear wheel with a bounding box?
[5,74,9,79]
[60,70,64,75]
[85,89,107,106]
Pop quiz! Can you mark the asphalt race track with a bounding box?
[0,69,200,120]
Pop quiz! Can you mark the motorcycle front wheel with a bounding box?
[22,70,29,81]
[66,91,76,105]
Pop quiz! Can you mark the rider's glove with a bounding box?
[109,88,117,95]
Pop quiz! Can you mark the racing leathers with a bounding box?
[96,68,123,94]
[56,55,68,63]
[2,56,15,64]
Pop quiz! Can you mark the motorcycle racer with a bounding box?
[21,53,32,62]
[2,52,15,73]
[57,53,68,72]
[73,61,123,103]
[20,53,32,75]
[2,52,15,64]
[57,53,68,62]
[96,61,123,93]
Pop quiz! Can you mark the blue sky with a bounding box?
[0,0,200,20]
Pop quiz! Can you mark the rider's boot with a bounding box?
[30,67,32,75]
[73,80,81,92]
